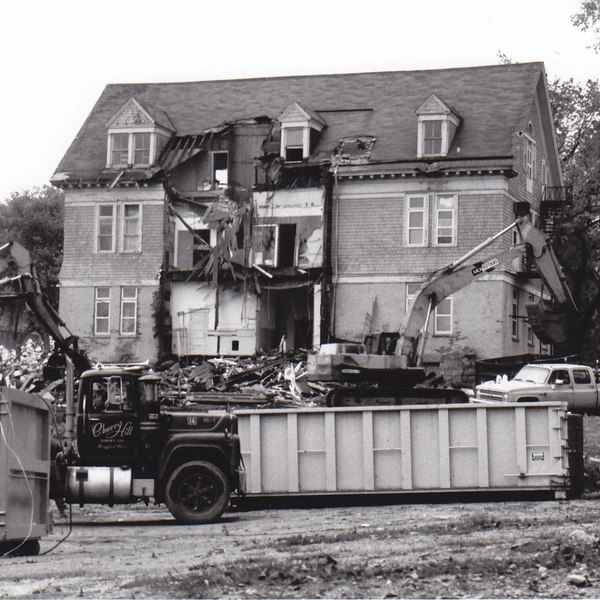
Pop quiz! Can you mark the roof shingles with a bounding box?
[54,63,544,180]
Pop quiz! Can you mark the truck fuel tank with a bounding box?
[66,466,133,504]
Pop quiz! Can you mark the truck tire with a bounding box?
[165,461,230,524]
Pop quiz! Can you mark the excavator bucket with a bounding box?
[526,300,575,345]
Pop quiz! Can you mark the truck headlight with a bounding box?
[503,392,509,402]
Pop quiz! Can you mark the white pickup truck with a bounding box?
[475,363,600,414]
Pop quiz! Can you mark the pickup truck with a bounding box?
[475,363,600,414]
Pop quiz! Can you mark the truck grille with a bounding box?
[478,389,504,401]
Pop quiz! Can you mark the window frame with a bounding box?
[121,203,143,254]
[511,287,520,341]
[434,297,453,336]
[107,128,156,168]
[523,134,536,194]
[433,194,457,247]
[405,282,422,314]
[527,293,535,346]
[120,287,138,336]
[423,119,443,156]
[94,287,111,336]
[212,151,229,189]
[404,195,429,247]
[95,203,116,253]
[257,224,279,266]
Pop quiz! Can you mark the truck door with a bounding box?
[547,369,573,404]
[571,368,598,412]
[79,374,140,464]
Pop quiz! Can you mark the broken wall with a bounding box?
[170,281,258,356]
[252,189,323,269]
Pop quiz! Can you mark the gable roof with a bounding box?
[53,62,548,182]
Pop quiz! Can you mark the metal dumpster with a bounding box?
[236,402,573,498]
[0,387,50,555]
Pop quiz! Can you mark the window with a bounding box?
[434,297,453,335]
[120,287,138,335]
[256,224,296,267]
[527,294,535,346]
[108,131,154,167]
[283,127,305,162]
[192,229,211,266]
[434,195,457,246]
[541,159,548,189]
[573,369,592,384]
[212,152,228,188]
[133,133,151,165]
[111,133,129,167]
[549,369,570,384]
[122,204,141,253]
[511,287,519,341]
[95,287,111,335]
[97,204,115,252]
[423,120,443,155]
[405,196,428,247]
[525,136,536,193]
[406,282,422,314]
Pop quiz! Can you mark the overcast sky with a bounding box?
[1,0,599,202]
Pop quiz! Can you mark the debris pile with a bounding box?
[157,350,331,408]
[0,340,51,390]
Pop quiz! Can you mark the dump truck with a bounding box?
[0,241,244,538]
[308,211,577,406]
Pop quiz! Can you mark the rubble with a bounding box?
[157,349,331,408]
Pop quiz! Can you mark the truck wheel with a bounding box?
[165,461,230,524]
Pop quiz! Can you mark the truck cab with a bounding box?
[61,368,243,523]
[475,363,600,414]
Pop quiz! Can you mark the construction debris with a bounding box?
[0,342,331,409]
[156,349,331,408]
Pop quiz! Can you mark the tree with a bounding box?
[0,186,64,349]
[572,0,600,52]
[547,77,600,357]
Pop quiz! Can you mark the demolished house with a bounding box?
[51,63,567,368]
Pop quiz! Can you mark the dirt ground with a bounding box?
[3,419,600,599]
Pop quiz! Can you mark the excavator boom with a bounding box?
[0,241,91,374]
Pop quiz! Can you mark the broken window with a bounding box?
[213,152,228,189]
[97,204,115,252]
[122,204,141,252]
[120,287,138,335]
[95,287,111,335]
[434,297,453,335]
[109,131,154,167]
[525,136,536,193]
[405,195,428,247]
[257,224,296,267]
[277,224,296,267]
[284,127,304,162]
[192,229,211,266]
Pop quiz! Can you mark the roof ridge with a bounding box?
[104,62,544,88]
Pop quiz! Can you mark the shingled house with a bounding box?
[51,62,564,366]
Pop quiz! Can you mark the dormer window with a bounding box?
[416,95,461,158]
[278,102,326,163]
[106,98,175,169]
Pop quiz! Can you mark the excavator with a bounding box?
[308,212,578,406]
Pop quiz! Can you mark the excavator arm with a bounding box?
[0,241,91,375]
[397,217,577,366]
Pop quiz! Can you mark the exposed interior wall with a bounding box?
[257,285,315,352]
[170,281,258,356]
